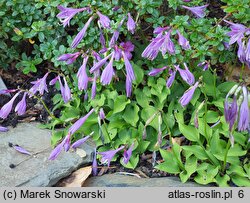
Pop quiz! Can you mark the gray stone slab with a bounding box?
[0,76,9,96]
[0,123,94,187]
[83,174,200,187]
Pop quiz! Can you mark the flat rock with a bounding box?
[0,76,10,96]
[83,174,200,187]
[0,123,94,187]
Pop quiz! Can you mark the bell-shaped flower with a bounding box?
[97,11,111,29]
[120,41,135,60]
[49,76,59,86]
[98,146,125,167]
[224,96,238,132]
[57,52,81,65]
[246,39,250,62]
[77,56,89,91]
[0,92,20,119]
[71,16,94,48]
[148,66,167,76]
[176,30,190,50]
[99,108,105,120]
[71,134,91,150]
[15,92,27,116]
[13,145,32,156]
[29,72,49,95]
[238,86,249,131]
[179,82,199,107]
[92,148,98,176]
[90,53,112,73]
[166,69,176,88]
[237,40,246,63]
[100,53,115,85]
[57,5,90,27]
[161,30,175,55]
[58,77,72,103]
[182,4,209,18]
[123,143,134,164]
[198,61,209,71]
[69,108,95,135]
[49,135,68,160]
[224,20,247,45]
[175,63,195,85]
[127,13,136,34]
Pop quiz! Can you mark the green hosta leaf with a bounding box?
[182,145,208,160]
[172,143,184,169]
[215,174,230,187]
[180,155,197,183]
[195,165,219,185]
[231,175,250,187]
[133,62,144,85]
[179,123,199,142]
[122,103,140,127]
[227,165,248,178]
[227,144,247,157]
[51,130,64,146]
[157,149,181,174]
[90,94,105,108]
[120,154,139,169]
[141,106,159,130]
[135,89,150,108]
[206,111,220,123]
[197,118,212,142]
[113,95,130,114]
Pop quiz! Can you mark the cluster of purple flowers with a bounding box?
[225,20,250,68]
[57,5,137,98]
[224,84,250,146]
[142,27,191,61]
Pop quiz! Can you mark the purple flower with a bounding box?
[123,143,134,164]
[127,13,136,34]
[224,96,238,132]
[29,72,49,95]
[99,29,106,47]
[0,126,8,132]
[238,86,249,131]
[176,30,190,50]
[198,61,209,71]
[92,148,98,176]
[224,20,247,45]
[114,45,122,61]
[246,39,250,62]
[58,52,81,65]
[182,4,209,18]
[48,137,67,160]
[148,66,167,76]
[122,51,135,81]
[99,108,105,120]
[91,72,98,99]
[57,5,89,27]
[63,133,71,152]
[58,77,72,103]
[125,77,132,98]
[77,56,89,91]
[69,108,95,135]
[89,53,112,73]
[13,145,32,156]
[0,89,17,95]
[0,92,19,119]
[15,92,27,116]
[100,53,115,85]
[120,41,135,60]
[71,16,94,48]
[142,33,165,60]
[179,82,199,107]
[153,27,168,34]
[166,69,176,88]
[161,30,175,55]
[237,40,246,63]
[175,63,195,85]
[49,76,59,86]
[71,135,91,149]
[98,146,125,167]
[97,11,111,29]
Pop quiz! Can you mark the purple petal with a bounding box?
[13,145,32,156]
[148,66,167,76]
[127,13,136,34]
[71,135,91,149]
[97,11,111,29]
[71,16,93,48]
[0,92,20,119]
[0,126,8,132]
[179,82,199,107]
[100,54,115,85]
[15,92,27,116]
